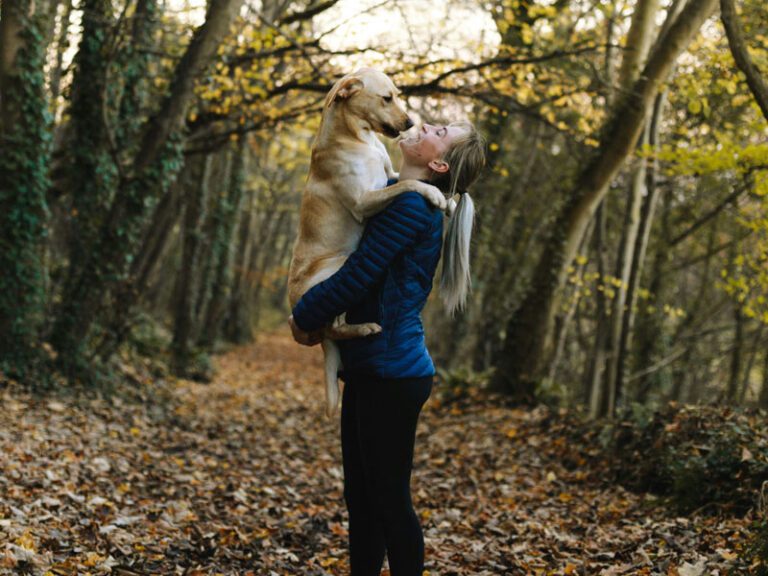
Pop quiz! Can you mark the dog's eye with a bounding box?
[382,95,393,103]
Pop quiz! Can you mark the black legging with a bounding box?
[340,373,433,576]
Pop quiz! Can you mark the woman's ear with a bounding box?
[428,159,450,174]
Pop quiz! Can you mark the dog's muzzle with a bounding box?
[382,123,402,138]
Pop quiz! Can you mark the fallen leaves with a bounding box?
[0,330,759,574]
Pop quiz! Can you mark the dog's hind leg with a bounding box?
[322,338,342,418]
[325,313,382,340]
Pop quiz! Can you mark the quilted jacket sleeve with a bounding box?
[292,192,434,333]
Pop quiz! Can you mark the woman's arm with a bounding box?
[291,192,435,333]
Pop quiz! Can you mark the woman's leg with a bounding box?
[341,376,386,574]
[355,375,433,576]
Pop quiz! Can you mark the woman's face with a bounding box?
[399,123,467,169]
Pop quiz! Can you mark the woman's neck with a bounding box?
[398,164,431,181]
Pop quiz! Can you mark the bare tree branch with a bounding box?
[669,179,751,246]
[278,0,340,26]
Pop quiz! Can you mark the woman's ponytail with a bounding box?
[441,192,475,314]
[429,121,486,315]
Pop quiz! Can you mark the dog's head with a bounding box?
[325,68,413,138]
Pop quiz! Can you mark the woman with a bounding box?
[289,121,486,575]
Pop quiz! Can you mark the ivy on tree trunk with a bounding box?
[0,1,52,381]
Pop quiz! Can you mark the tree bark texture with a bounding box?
[721,0,768,121]
[587,204,610,416]
[172,154,212,376]
[199,141,248,348]
[618,0,661,88]
[0,0,51,379]
[223,184,257,344]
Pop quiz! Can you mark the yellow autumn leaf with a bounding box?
[16,530,36,551]
[83,552,104,567]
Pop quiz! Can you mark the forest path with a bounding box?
[0,331,747,575]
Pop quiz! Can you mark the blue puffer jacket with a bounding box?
[291,185,443,379]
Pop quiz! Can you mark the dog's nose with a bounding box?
[405,117,414,130]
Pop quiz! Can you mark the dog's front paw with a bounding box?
[414,182,448,211]
[446,197,457,218]
[359,322,382,337]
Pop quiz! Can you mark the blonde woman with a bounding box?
[290,121,486,575]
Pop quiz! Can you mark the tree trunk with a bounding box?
[547,221,594,390]
[268,220,295,311]
[471,119,543,371]
[618,0,661,88]
[466,0,543,371]
[490,0,719,402]
[50,0,244,377]
[48,0,115,374]
[41,0,60,46]
[193,150,232,333]
[132,176,186,298]
[199,140,248,348]
[47,0,72,118]
[670,347,692,402]
[115,0,157,150]
[602,0,619,104]
[758,347,768,409]
[94,162,190,359]
[616,91,667,405]
[660,223,721,402]
[172,155,212,376]
[223,184,257,343]
[740,324,764,403]
[0,0,51,379]
[724,237,745,403]
[585,4,618,412]
[586,204,610,415]
[250,210,289,329]
[633,198,673,404]
[727,307,744,403]
[721,0,768,121]
[601,122,651,417]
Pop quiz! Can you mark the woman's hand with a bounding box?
[288,315,323,346]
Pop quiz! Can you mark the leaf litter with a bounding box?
[0,331,756,575]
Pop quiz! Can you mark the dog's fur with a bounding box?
[288,68,447,416]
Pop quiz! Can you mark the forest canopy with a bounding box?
[0,0,767,417]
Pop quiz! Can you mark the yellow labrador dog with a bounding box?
[288,68,447,416]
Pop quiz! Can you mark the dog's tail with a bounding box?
[321,338,341,417]
[440,192,475,315]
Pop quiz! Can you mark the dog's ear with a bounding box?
[326,77,363,107]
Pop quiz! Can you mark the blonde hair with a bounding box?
[430,121,487,315]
